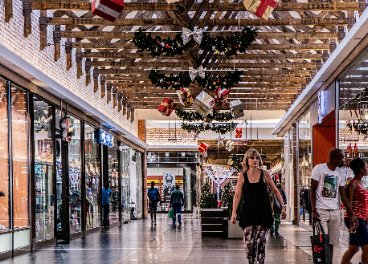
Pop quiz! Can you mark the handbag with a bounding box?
[168,208,175,219]
[310,221,332,264]
[262,171,282,214]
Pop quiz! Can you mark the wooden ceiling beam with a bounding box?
[116,88,301,94]
[60,31,339,40]
[72,42,331,51]
[32,1,365,12]
[41,17,350,27]
[81,51,324,60]
[90,60,319,69]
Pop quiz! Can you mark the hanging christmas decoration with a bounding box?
[225,140,234,151]
[166,0,182,3]
[235,127,242,138]
[354,143,358,154]
[175,109,234,122]
[133,27,257,57]
[192,91,216,117]
[243,0,278,20]
[217,134,225,146]
[177,88,194,107]
[348,143,352,154]
[189,66,205,81]
[230,100,245,119]
[229,154,244,173]
[157,98,175,116]
[92,0,125,22]
[181,122,237,135]
[198,142,209,153]
[182,27,203,45]
[204,166,235,201]
[148,69,242,91]
[214,88,230,106]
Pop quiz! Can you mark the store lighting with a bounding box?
[165,152,169,157]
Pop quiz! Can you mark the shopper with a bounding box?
[270,184,287,236]
[102,182,111,230]
[147,181,160,225]
[341,158,368,264]
[170,185,184,227]
[231,148,286,264]
[310,148,358,261]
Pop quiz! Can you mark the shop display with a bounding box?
[230,100,245,119]
[192,91,215,117]
[157,98,175,116]
[108,139,119,224]
[92,0,125,22]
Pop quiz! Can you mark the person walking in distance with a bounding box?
[147,181,160,225]
[170,185,184,227]
[102,182,111,230]
[341,158,368,264]
[270,184,287,236]
[231,148,286,264]
[310,148,358,261]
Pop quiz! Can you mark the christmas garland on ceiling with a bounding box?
[175,109,233,122]
[149,69,242,91]
[181,122,236,135]
[133,27,258,57]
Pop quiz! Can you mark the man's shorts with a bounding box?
[316,208,341,246]
[344,217,368,246]
[149,201,157,212]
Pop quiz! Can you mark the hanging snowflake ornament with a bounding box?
[225,140,234,151]
[217,134,225,146]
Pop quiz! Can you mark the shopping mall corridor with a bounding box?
[0,215,362,264]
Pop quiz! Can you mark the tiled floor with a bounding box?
[0,215,363,264]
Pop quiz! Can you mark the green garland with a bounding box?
[181,122,236,134]
[175,109,233,122]
[133,27,258,57]
[149,69,242,91]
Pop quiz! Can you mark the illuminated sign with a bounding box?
[94,129,114,147]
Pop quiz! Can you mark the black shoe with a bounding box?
[270,230,274,235]
[275,231,279,236]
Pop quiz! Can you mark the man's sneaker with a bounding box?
[270,230,274,235]
[275,231,279,236]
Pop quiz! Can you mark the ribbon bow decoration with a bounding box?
[189,66,205,81]
[182,27,203,45]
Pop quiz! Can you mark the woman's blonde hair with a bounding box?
[242,148,263,171]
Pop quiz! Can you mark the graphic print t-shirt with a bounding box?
[311,163,346,210]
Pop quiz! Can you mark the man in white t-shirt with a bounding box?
[311,148,358,261]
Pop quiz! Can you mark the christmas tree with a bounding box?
[199,182,216,208]
[222,181,234,207]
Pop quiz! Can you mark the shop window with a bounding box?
[120,147,130,222]
[0,77,9,233]
[108,139,119,224]
[135,151,142,218]
[84,124,101,229]
[34,97,54,241]
[55,110,62,233]
[69,117,81,234]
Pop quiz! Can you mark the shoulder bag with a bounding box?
[263,171,282,214]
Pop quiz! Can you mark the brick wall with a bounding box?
[146,128,197,145]
[138,120,146,142]
[0,1,138,137]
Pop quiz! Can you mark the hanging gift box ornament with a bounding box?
[215,88,230,106]
[192,91,216,117]
[354,143,358,154]
[347,143,352,154]
[92,0,125,22]
[177,88,194,107]
[198,142,209,153]
[157,98,175,116]
[235,127,242,138]
[166,0,183,3]
[243,0,278,20]
[225,140,234,152]
[230,100,245,119]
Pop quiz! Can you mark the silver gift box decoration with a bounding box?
[192,91,216,117]
[230,100,244,119]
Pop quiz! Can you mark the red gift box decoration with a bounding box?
[215,88,230,106]
[92,0,124,22]
[235,127,242,138]
[354,143,358,154]
[198,142,209,153]
[243,0,278,20]
[157,98,175,116]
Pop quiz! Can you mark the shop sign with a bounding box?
[94,129,114,147]
[318,91,327,124]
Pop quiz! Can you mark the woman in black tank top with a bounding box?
[230,148,287,264]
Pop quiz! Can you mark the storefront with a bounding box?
[146,151,199,212]
[0,74,144,259]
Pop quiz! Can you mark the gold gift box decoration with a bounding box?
[243,0,278,20]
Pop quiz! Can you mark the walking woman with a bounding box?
[341,158,368,264]
[231,148,287,264]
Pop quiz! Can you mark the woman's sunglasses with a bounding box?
[249,156,260,160]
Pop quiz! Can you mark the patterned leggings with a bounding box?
[243,225,267,264]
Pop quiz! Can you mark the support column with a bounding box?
[292,124,300,225]
[138,120,146,143]
[142,150,148,219]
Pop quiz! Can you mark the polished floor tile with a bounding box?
[1,215,362,264]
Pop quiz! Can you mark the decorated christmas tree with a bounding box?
[199,182,217,208]
[222,181,234,207]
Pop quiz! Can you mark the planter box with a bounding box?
[228,220,244,239]
[201,208,227,238]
